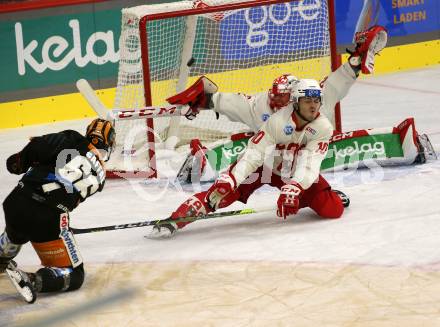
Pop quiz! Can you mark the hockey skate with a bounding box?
[0,257,13,273]
[145,220,178,239]
[334,190,350,208]
[5,260,37,303]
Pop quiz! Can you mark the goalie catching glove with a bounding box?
[166,76,218,120]
[347,25,388,75]
[277,182,303,219]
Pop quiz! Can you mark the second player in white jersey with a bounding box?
[148,25,388,238]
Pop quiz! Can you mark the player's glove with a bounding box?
[6,153,25,175]
[206,173,237,210]
[347,25,388,75]
[277,182,303,219]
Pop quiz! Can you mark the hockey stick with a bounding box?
[70,207,274,235]
[76,79,111,120]
[76,78,193,121]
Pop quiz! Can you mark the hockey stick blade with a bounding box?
[71,207,274,235]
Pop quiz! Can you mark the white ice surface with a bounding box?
[1,66,439,269]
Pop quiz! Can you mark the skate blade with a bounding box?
[6,268,37,304]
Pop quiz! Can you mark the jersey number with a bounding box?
[316,142,329,154]
[56,151,104,199]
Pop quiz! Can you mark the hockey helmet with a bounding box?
[268,74,299,110]
[292,78,322,103]
[86,118,116,161]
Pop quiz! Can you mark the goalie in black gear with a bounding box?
[1,118,115,303]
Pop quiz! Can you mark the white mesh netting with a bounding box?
[108,0,333,175]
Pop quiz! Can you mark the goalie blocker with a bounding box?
[166,76,218,120]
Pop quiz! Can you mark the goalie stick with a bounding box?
[71,207,273,235]
[76,78,195,121]
[76,79,111,120]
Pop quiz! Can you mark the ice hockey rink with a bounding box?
[1,65,440,326]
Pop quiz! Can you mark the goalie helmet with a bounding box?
[268,74,299,110]
[86,118,116,161]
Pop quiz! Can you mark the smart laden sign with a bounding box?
[15,19,119,76]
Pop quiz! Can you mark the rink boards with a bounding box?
[1,39,439,129]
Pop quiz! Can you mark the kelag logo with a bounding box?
[219,0,326,59]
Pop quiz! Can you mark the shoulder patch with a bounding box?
[306,126,317,135]
[284,125,294,135]
[261,113,270,122]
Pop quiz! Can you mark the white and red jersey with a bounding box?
[229,108,333,190]
[211,91,276,132]
[211,62,357,131]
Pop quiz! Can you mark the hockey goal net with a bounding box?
[108,0,339,178]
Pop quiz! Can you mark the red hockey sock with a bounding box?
[171,192,212,229]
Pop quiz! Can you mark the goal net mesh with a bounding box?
[109,0,333,175]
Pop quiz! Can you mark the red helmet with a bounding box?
[268,74,299,110]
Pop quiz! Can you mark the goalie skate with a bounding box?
[5,261,37,304]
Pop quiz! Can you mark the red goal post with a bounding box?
[108,0,341,179]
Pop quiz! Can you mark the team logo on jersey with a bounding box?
[284,125,294,135]
[261,113,270,122]
[306,126,317,135]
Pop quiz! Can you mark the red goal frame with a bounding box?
[122,0,340,179]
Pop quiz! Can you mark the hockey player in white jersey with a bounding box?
[148,25,387,238]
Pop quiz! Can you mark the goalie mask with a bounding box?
[268,74,299,110]
[86,119,116,161]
